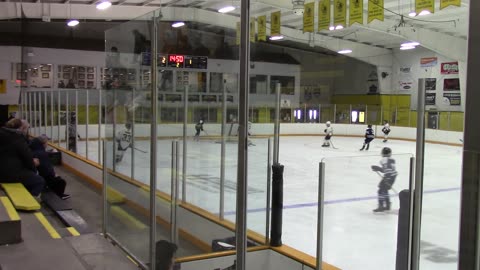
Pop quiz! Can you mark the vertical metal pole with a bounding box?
[448,111,451,130]
[131,89,135,180]
[57,91,61,145]
[437,112,440,130]
[66,91,69,149]
[349,104,352,124]
[316,162,325,270]
[174,140,180,244]
[365,104,368,124]
[33,92,37,136]
[395,106,399,126]
[86,90,90,159]
[407,156,416,270]
[102,139,107,235]
[236,0,251,267]
[98,89,102,164]
[112,91,117,172]
[411,78,426,270]
[182,85,188,202]
[149,14,159,270]
[50,91,54,140]
[408,110,411,127]
[220,81,227,220]
[75,90,79,150]
[273,83,281,164]
[39,92,43,134]
[333,104,336,123]
[44,92,48,135]
[170,141,177,242]
[265,138,272,244]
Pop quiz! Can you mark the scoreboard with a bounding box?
[155,54,208,69]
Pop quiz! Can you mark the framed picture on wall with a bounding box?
[443,78,460,91]
[78,67,86,73]
[31,69,39,77]
[425,78,436,91]
[79,74,85,80]
[40,65,51,72]
[87,81,94,88]
[42,73,49,79]
[87,74,94,80]
[63,67,71,72]
[87,67,94,73]
[63,73,70,80]
[78,80,85,87]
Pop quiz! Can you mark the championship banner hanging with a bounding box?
[303,2,315,33]
[250,18,256,42]
[440,0,460,10]
[258,15,267,41]
[349,0,363,25]
[368,0,384,23]
[271,11,281,36]
[236,22,240,45]
[333,0,346,27]
[318,0,331,31]
[416,0,434,14]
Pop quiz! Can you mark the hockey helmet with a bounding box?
[125,122,132,129]
[368,124,372,128]
[326,121,331,126]
[381,147,392,157]
[199,120,204,124]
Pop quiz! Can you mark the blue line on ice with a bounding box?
[221,187,460,216]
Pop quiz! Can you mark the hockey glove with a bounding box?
[371,165,382,172]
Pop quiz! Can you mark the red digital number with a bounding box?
[169,55,184,63]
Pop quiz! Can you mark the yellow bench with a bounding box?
[1,183,41,211]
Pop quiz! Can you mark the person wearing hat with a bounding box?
[30,135,70,200]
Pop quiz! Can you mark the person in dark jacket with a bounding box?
[29,135,70,200]
[0,118,45,197]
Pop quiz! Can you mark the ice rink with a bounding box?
[73,135,462,270]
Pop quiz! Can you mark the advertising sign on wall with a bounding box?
[425,78,436,90]
[425,93,436,105]
[443,78,460,91]
[420,57,438,67]
[440,62,459,74]
[443,93,461,106]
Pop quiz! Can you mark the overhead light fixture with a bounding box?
[329,26,335,31]
[269,35,284,41]
[67,19,79,27]
[408,11,417,17]
[418,10,431,16]
[96,1,112,10]
[400,45,416,50]
[335,25,344,30]
[171,22,185,28]
[218,6,236,13]
[338,49,352,54]
[401,41,420,47]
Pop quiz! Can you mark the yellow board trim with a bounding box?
[34,212,61,239]
[1,183,41,211]
[67,227,80,236]
[0,197,20,221]
[126,255,139,266]
[110,205,147,230]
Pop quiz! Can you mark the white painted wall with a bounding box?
[0,46,22,104]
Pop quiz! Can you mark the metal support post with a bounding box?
[220,81,227,219]
[333,104,336,123]
[316,162,326,270]
[273,83,281,164]
[265,138,272,244]
[86,90,90,159]
[50,91,54,139]
[98,89,102,164]
[131,89,135,180]
[170,141,177,242]
[66,91,69,149]
[102,139,107,235]
[349,104,352,124]
[57,91,61,145]
[44,92,48,135]
[33,92,37,136]
[182,85,188,202]
[407,157,416,270]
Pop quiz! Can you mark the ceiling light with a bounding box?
[401,41,420,47]
[171,22,185,28]
[418,10,431,16]
[335,25,344,30]
[400,45,416,50]
[338,49,352,54]
[329,26,335,31]
[408,11,417,17]
[218,6,236,13]
[96,1,112,10]
[67,19,79,27]
[269,35,285,41]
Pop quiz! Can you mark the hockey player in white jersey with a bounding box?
[371,147,398,212]
[382,120,391,143]
[322,121,333,147]
[115,123,132,163]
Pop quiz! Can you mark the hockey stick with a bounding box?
[374,171,398,194]
[134,147,147,153]
[329,139,339,149]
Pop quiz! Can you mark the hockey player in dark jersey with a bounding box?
[360,124,375,151]
[194,120,204,141]
[371,147,397,212]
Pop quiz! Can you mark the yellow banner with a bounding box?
[416,0,434,14]
[0,80,5,94]
[258,15,267,41]
[440,0,460,9]
[250,18,256,42]
[236,22,240,45]
[349,0,363,25]
[368,0,384,23]
[271,11,281,36]
[303,2,315,33]
[333,0,346,27]
[318,0,331,31]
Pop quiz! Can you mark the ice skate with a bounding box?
[373,206,385,212]
[360,145,365,151]
[383,139,387,143]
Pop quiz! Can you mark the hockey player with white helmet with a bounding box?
[382,120,391,143]
[322,121,333,147]
[115,122,132,163]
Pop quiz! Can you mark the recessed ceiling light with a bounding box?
[408,11,417,17]
[269,35,285,41]
[400,45,416,50]
[67,19,79,27]
[96,1,112,10]
[329,26,335,31]
[218,6,236,13]
[171,22,185,28]
[338,49,352,54]
[335,25,344,30]
[401,41,420,47]
[418,10,431,16]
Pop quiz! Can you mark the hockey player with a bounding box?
[67,112,81,153]
[322,121,333,147]
[382,120,391,143]
[194,120,204,141]
[360,124,375,151]
[371,147,397,212]
[115,123,132,163]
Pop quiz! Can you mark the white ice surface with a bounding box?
[75,136,461,270]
